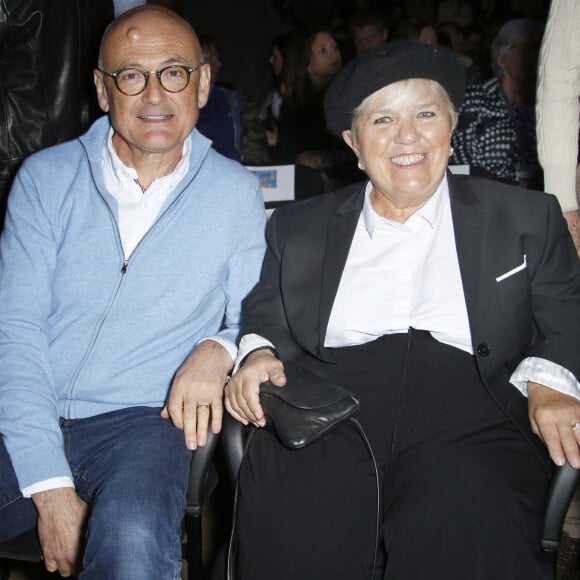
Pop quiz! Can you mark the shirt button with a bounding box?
[142,201,149,209]
[477,343,491,357]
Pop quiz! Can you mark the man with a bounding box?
[0,6,266,579]
[349,9,388,56]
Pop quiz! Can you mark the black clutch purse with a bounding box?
[259,361,359,449]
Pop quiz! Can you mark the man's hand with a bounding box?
[563,209,580,256]
[161,341,232,450]
[32,487,88,577]
[225,349,286,427]
[528,381,580,468]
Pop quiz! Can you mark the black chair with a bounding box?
[221,413,580,573]
[0,428,219,580]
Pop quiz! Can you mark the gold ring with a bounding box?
[572,422,580,432]
[197,404,209,409]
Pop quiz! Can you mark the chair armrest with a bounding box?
[221,414,249,487]
[0,529,41,562]
[186,428,219,513]
[542,462,580,551]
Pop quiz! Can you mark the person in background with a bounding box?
[260,31,294,158]
[436,19,481,84]
[196,35,271,165]
[536,0,580,255]
[275,26,343,164]
[0,0,115,232]
[396,18,439,45]
[0,7,266,578]
[349,8,389,56]
[451,18,545,187]
[226,41,580,580]
[436,0,473,28]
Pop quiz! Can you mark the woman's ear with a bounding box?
[495,54,506,75]
[342,129,359,156]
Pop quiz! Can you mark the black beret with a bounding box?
[324,40,466,137]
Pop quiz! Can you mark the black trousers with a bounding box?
[233,330,555,579]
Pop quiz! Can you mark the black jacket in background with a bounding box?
[0,0,114,229]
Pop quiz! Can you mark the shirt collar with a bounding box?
[104,128,191,187]
[362,174,449,238]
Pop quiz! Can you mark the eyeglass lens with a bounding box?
[116,66,191,95]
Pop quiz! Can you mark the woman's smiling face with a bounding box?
[343,79,457,217]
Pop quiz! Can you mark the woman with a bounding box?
[451,18,545,187]
[226,41,580,579]
[275,26,343,163]
[260,32,293,155]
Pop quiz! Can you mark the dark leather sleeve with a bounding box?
[0,0,114,223]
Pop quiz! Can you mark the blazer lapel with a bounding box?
[448,173,490,335]
[317,185,365,355]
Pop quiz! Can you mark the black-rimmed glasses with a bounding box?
[98,64,203,96]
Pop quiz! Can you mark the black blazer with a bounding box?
[241,172,580,465]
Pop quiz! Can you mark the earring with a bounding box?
[358,161,365,170]
[449,146,454,157]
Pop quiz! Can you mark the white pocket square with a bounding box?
[496,255,527,283]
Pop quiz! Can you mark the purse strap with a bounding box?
[225,417,380,580]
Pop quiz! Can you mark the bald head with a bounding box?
[98,5,200,71]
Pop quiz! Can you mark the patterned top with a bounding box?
[451,78,539,185]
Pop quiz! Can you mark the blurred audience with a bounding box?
[196,35,271,164]
[436,0,473,28]
[451,18,545,188]
[436,20,482,85]
[396,19,438,45]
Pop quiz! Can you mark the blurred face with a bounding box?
[352,24,387,55]
[497,36,541,83]
[343,79,455,217]
[418,25,438,46]
[94,7,210,166]
[269,46,284,77]
[308,32,342,78]
[203,42,222,82]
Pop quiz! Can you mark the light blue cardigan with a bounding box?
[0,116,267,488]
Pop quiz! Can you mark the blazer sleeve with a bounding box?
[239,209,304,361]
[527,194,580,379]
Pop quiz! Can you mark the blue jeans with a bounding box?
[0,406,192,579]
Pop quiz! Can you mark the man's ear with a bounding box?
[197,63,211,109]
[94,69,110,113]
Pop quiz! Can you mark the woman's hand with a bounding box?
[563,209,580,257]
[528,381,580,468]
[225,349,286,427]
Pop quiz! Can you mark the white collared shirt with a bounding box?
[102,129,191,258]
[325,178,472,352]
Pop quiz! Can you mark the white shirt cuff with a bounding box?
[233,333,276,374]
[197,337,237,363]
[21,477,75,498]
[509,357,580,400]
